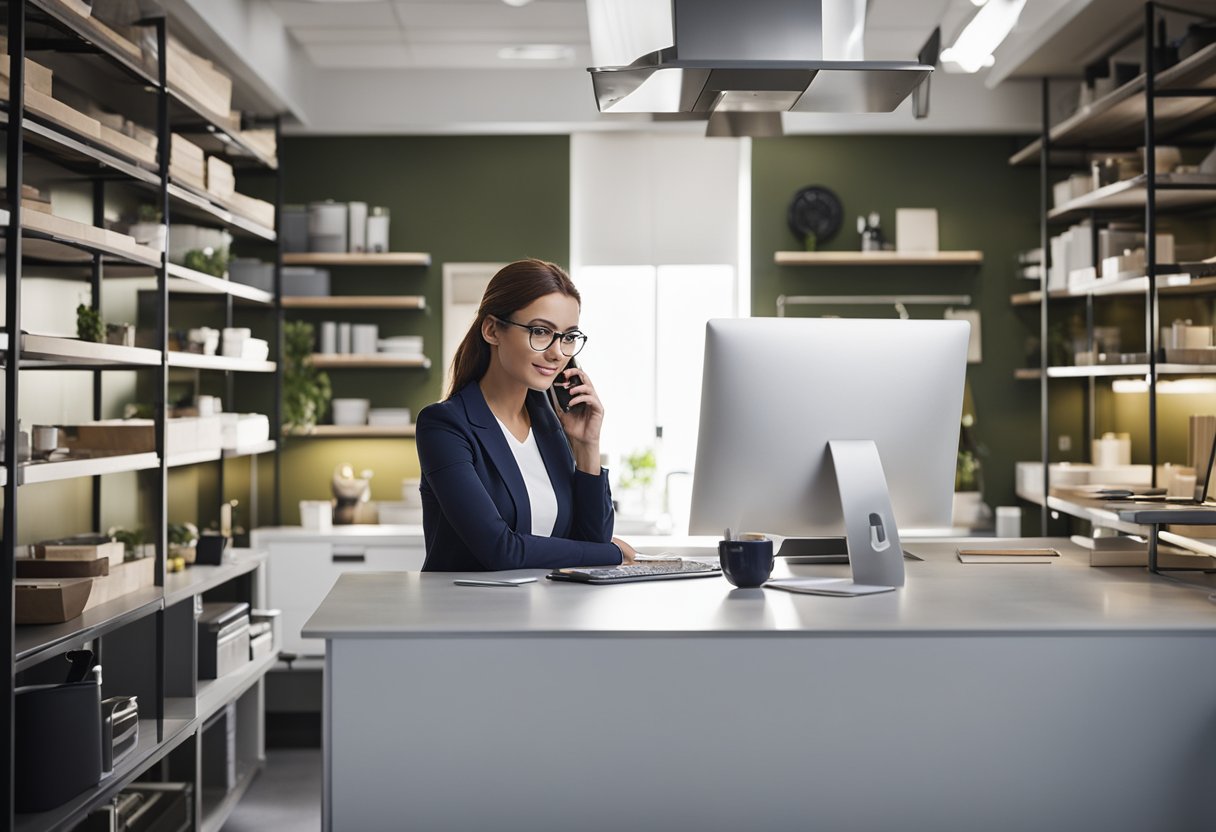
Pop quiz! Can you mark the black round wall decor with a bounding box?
[787,185,843,245]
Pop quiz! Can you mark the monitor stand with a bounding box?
[825,439,905,590]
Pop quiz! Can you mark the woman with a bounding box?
[416,259,638,571]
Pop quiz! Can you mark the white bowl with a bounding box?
[331,398,370,426]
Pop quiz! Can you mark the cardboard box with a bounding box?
[34,538,125,566]
[16,578,94,624]
[0,54,54,96]
[23,88,102,139]
[98,123,157,166]
[206,156,235,200]
[895,208,939,253]
[227,192,275,228]
[167,36,233,122]
[82,557,155,612]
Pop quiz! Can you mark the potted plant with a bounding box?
[283,320,332,433]
[953,412,992,529]
[616,448,657,518]
[129,205,167,252]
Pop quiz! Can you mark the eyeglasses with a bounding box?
[494,317,588,357]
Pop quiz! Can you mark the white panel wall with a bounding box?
[570,133,744,268]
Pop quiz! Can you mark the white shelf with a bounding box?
[167,262,275,305]
[224,440,278,458]
[166,449,223,468]
[1048,173,1216,223]
[0,333,161,368]
[168,352,276,373]
[21,452,161,485]
[1046,364,1216,378]
[774,250,983,266]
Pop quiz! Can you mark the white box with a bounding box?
[166,417,197,455]
[895,208,938,253]
[221,414,270,449]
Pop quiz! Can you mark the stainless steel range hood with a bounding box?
[588,0,932,116]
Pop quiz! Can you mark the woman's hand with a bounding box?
[555,366,604,473]
[612,536,637,564]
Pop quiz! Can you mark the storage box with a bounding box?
[282,266,330,297]
[83,557,155,612]
[0,53,54,96]
[167,36,233,121]
[33,536,125,566]
[15,578,93,624]
[16,556,110,578]
[229,258,275,292]
[895,208,938,253]
[206,155,235,200]
[228,191,275,228]
[198,602,251,679]
[221,413,270,449]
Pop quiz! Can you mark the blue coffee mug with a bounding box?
[719,539,774,588]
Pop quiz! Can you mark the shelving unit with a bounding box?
[3,2,284,828]
[774,250,984,266]
[1012,1,1216,559]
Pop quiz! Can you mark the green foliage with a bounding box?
[619,448,657,490]
[182,247,228,277]
[168,522,198,547]
[76,304,103,343]
[136,205,163,223]
[283,320,332,432]
[107,526,145,561]
[956,412,985,493]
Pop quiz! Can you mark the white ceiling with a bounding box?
[166,0,1078,135]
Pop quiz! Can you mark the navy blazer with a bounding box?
[416,382,620,571]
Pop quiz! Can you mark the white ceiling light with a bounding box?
[502,0,536,6]
[941,0,1026,74]
[498,44,574,61]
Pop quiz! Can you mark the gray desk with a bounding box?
[303,539,1216,832]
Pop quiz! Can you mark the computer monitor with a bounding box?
[689,317,970,589]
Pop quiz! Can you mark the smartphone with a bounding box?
[549,359,580,413]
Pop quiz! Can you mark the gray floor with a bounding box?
[221,748,321,832]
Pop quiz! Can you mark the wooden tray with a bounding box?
[16,578,93,624]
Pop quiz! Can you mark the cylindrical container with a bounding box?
[308,200,348,253]
[282,205,309,252]
[338,322,352,354]
[1092,433,1131,468]
[197,395,219,417]
[331,398,370,426]
[32,425,59,455]
[320,321,337,355]
[995,506,1022,538]
[366,206,390,253]
[352,324,379,355]
[348,201,368,253]
[299,500,333,532]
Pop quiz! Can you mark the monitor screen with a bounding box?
[689,317,970,537]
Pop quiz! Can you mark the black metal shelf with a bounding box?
[14,586,162,673]
[21,0,159,87]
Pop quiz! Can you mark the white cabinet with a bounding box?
[254,527,425,656]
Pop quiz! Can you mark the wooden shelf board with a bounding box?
[775,250,983,266]
[282,252,431,266]
[10,334,162,368]
[282,295,426,310]
[287,425,417,438]
[309,353,430,369]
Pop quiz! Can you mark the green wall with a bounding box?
[750,135,1041,511]
[269,135,571,522]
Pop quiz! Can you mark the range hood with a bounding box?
[588,0,932,117]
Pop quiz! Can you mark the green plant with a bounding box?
[107,526,146,561]
[182,247,228,277]
[619,448,657,491]
[955,412,986,493]
[77,304,103,342]
[136,204,162,223]
[168,522,199,548]
[283,320,332,432]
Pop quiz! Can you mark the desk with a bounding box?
[303,539,1216,831]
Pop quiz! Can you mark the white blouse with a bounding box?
[494,418,559,537]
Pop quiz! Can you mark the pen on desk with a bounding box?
[724,527,732,542]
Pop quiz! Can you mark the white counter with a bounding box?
[304,539,1216,831]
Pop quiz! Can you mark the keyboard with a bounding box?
[547,561,722,584]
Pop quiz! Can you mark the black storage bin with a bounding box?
[198,602,251,680]
[15,680,102,812]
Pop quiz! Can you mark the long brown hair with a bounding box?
[447,259,581,398]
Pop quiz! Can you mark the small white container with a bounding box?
[348,202,368,253]
[338,323,352,354]
[221,327,252,358]
[401,478,422,506]
[320,321,337,354]
[995,506,1022,538]
[366,207,390,253]
[331,398,370,426]
[352,324,379,355]
[299,500,333,532]
[368,408,411,426]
